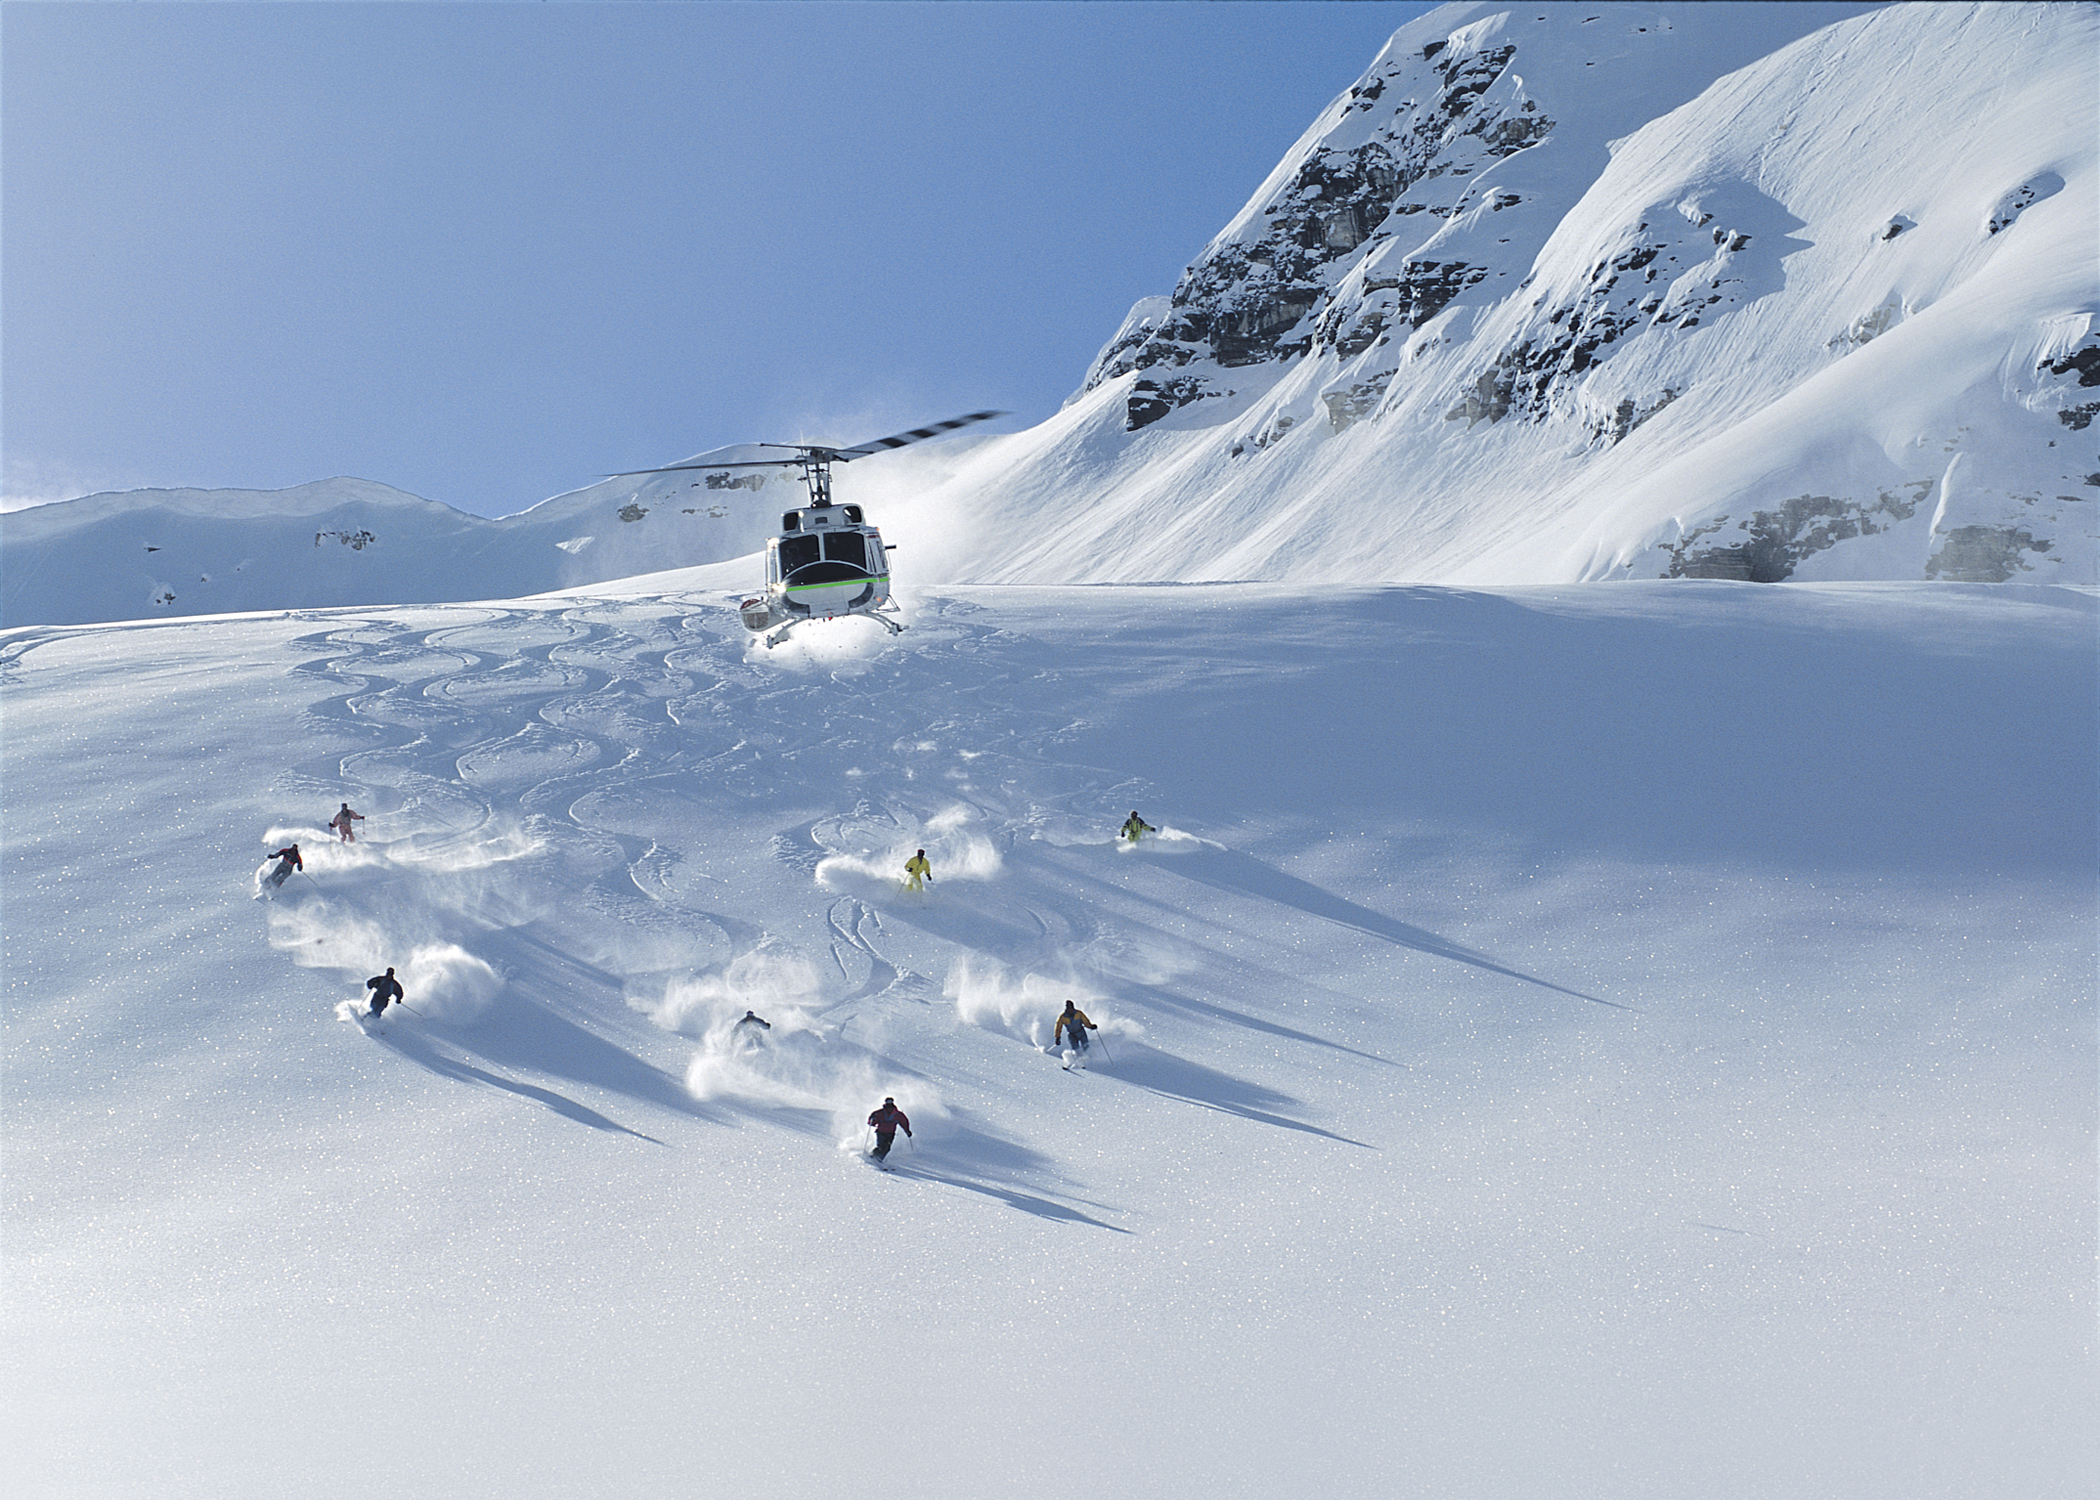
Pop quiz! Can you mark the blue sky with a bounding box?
[4,1,1432,518]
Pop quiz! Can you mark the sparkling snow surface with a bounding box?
[4,581,2092,1497]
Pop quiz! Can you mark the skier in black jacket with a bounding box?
[365,967,404,1017]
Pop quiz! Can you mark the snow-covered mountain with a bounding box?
[0,462,790,627]
[5,0,2093,629]
[911,0,2098,587]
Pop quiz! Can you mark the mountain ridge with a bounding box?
[5,0,2093,626]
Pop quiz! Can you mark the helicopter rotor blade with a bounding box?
[603,410,1005,478]
[832,410,1007,462]
[603,458,800,478]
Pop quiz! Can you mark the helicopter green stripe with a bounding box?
[786,575,889,594]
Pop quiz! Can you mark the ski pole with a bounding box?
[396,1001,429,1021]
[1093,1031,1114,1065]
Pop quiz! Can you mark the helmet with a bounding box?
[884,1097,895,1106]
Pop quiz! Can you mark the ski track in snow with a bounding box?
[266,594,1433,1229]
[6,579,2092,1499]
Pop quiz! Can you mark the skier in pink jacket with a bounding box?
[329,804,364,842]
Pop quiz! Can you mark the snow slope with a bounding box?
[4,581,2092,1498]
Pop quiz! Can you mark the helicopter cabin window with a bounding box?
[777,534,821,573]
[821,532,868,571]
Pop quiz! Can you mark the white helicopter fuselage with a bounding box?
[740,502,894,639]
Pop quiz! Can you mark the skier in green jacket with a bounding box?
[1120,811,1157,843]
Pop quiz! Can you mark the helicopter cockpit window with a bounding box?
[821,532,868,571]
[778,534,821,573]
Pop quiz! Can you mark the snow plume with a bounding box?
[747,614,897,670]
[1115,825,1208,856]
[946,956,1138,1049]
[680,1021,950,1153]
[633,947,825,1038]
[395,942,503,1024]
[264,898,502,1024]
[385,816,546,876]
[814,801,1003,895]
[267,899,392,979]
[259,824,388,876]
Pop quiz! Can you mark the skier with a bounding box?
[903,849,932,893]
[329,803,365,842]
[365,967,404,1018]
[1120,811,1157,843]
[1054,999,1097,1054]
[867,1097,912,1162]
[732,1009,772,1046]
[265,843,303,889]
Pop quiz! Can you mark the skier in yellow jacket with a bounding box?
[1053,999,1096,1054]
[1120,811,1157,843]
[903,849,932,892]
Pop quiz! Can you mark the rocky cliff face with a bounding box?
[1083,28,1555,425]
[951,1,2097,588]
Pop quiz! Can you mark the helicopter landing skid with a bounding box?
[763,611,905,649]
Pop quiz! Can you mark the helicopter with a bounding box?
[609,410,1004,648]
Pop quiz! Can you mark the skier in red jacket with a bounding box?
[265,844,303,889]
[867,1097,912,1162]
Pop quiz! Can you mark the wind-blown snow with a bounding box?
[4,580,2092,1497]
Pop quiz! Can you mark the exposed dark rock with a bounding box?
[1445,359,1519,427]
[1437,44,1516,115]
[1449,186,1800,429]
[1662,485,1931,581]
[1590,386,1682,445]
[617,504,649,523]
[1925,525,2053,581]
[1391,261,1491,330]
[2047,343,2100,387]
[704,472,768,492]
[1473,102,1551,156]
[1829,301,1900,351]
[2032,339,2100,428]
[1322,375,1393,431]
[1081,34,1554,419]
[1127,375,1224,432]
[315,529,377,550]
[1986,171,2063,235]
